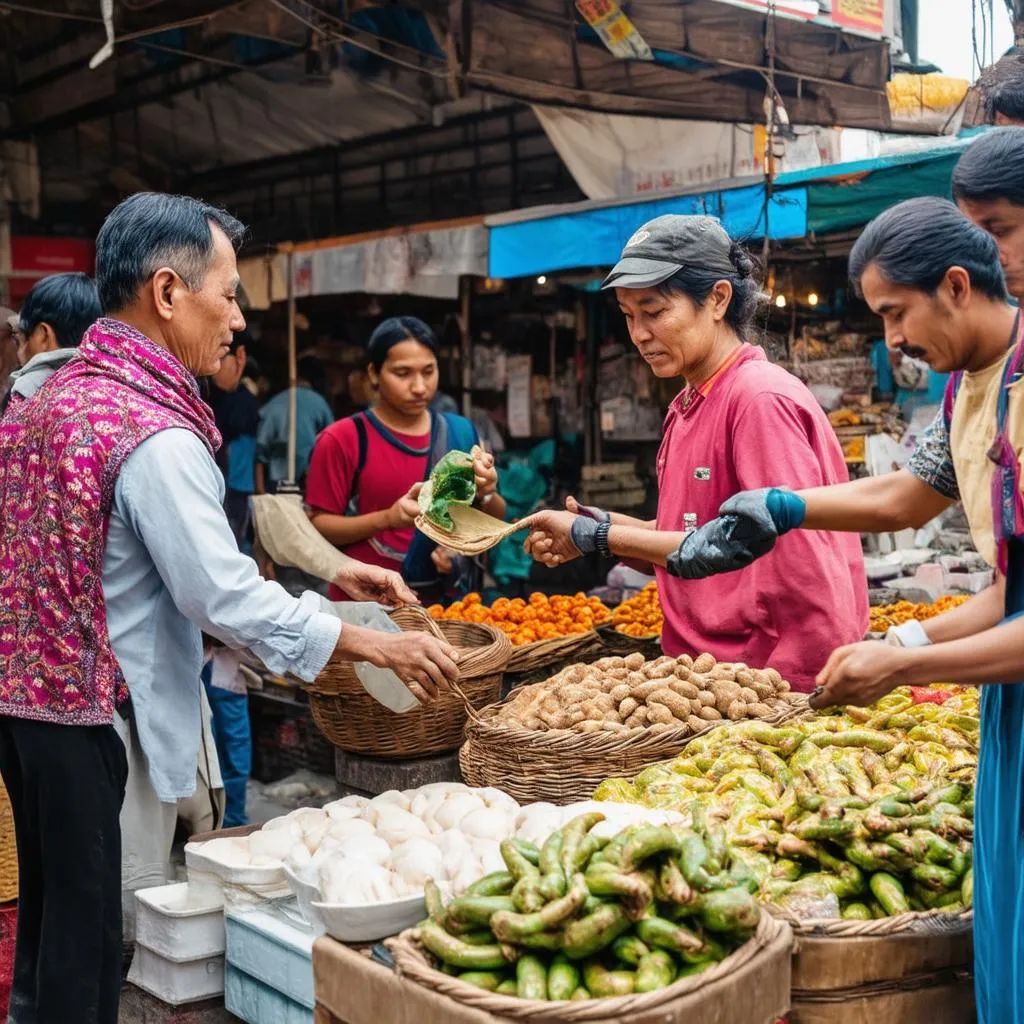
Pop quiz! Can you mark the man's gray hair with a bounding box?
[95,192,246,314]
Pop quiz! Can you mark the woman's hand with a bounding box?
[333,562,419,606]
[385,482,422,530]
[472,445,498,500]
[523,510,582,567]
[431,546,455,575]
[809,641,911,709]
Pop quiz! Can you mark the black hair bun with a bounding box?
[728,242,754,280]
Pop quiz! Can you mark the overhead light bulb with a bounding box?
[537,275,547,285]
[775,294,787,308]
[807,292,819,307]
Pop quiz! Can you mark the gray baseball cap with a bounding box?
[602,214,736,290]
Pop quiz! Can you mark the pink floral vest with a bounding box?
[0,319,221,726]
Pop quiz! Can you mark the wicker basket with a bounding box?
[386,912,792,1023]
[504,630,605,675]
[0,779,17,903]
[308,606,512,759]
[461,692,805,805]
[596,623,662,659]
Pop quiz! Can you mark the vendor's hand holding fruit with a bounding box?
[333,560,419,606]
[809,640,910,709]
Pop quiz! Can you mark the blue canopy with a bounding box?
[488,182,808,279]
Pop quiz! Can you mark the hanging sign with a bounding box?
[575,0,653,61]
[830,0,885,34]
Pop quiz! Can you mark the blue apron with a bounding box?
[955,323,1024,1020]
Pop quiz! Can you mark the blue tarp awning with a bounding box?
[486,135,980,280]
[488,183,807,279]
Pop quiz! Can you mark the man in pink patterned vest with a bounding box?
[0,193,460,1024]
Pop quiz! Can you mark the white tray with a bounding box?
[134,882,225,962]
[185,842,286,888]
[311,893,426,943]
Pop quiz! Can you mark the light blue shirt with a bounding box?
[256,387,334,487]
[103,428,341,802]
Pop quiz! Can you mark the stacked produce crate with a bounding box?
[580,463,647,513]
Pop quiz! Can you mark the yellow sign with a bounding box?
[576,0,653,61]
[831,0,885,34]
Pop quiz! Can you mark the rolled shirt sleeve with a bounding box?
[118,429,340,681]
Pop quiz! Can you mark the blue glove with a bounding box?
[667,488,806,580]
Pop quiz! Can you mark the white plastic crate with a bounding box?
[225,964,313,1024]
[225,908,314,1009]
[134,882,225,961]
[126,944,224,1006]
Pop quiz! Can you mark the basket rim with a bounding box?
[386,912,788,1021]
[768,904,973,938]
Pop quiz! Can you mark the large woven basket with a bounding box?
[308,606,512,759]
[0,779,17,903]
[460,692,806,805]
[504,630,605,674]
[386,912,792,1022]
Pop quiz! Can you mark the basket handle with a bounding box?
[387,606,494,719]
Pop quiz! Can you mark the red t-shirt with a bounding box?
[305,416,430,599]
[654,345,868,692]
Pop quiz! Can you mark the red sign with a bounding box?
[9,236,95,303]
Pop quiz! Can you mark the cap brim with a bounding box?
[601,257,682,291]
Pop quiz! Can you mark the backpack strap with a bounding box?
[345,413,369,516]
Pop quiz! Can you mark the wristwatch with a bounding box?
[595,521,613,558]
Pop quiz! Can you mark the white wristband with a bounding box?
[886,620,931,649]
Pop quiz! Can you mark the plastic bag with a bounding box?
[418,450,476,531]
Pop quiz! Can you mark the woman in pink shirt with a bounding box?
[306,317,505,601]
[525,215,867,690]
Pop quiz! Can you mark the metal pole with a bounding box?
[285,249,298,489]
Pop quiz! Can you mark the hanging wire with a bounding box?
[761,0,778,268]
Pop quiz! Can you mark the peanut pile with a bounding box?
[494,652,791,736]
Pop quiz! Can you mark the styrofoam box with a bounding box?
[134,882,225,961]
[225,964,313,1024]
[226,908,314,1009]
[126,944,224,1006]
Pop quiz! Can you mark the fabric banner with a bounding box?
[293,224,487,300]
[533,106,841,202]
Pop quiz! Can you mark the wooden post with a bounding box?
[285,249,298,489]
[459,277,472,418]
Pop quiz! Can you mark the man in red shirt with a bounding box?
[525,215,867,690]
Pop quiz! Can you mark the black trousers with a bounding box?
[0,717,128,1024]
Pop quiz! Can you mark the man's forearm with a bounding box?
[905,611,1024,685]
[310,510,389,547]
[607,526,685,567]
[254,462,267,495]
[609,513,656,529]
[923,579,1005,645]
[797,470,952,533]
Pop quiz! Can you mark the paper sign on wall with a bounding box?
[575,0,653,61]
[507,355,533,439]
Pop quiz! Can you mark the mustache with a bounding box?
[899,343,928,360]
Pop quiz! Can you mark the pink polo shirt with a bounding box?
[654,345,868,692]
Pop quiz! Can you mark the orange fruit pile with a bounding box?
[612,582,663,638]
[869,595,969,633]
[427,592,611,646]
